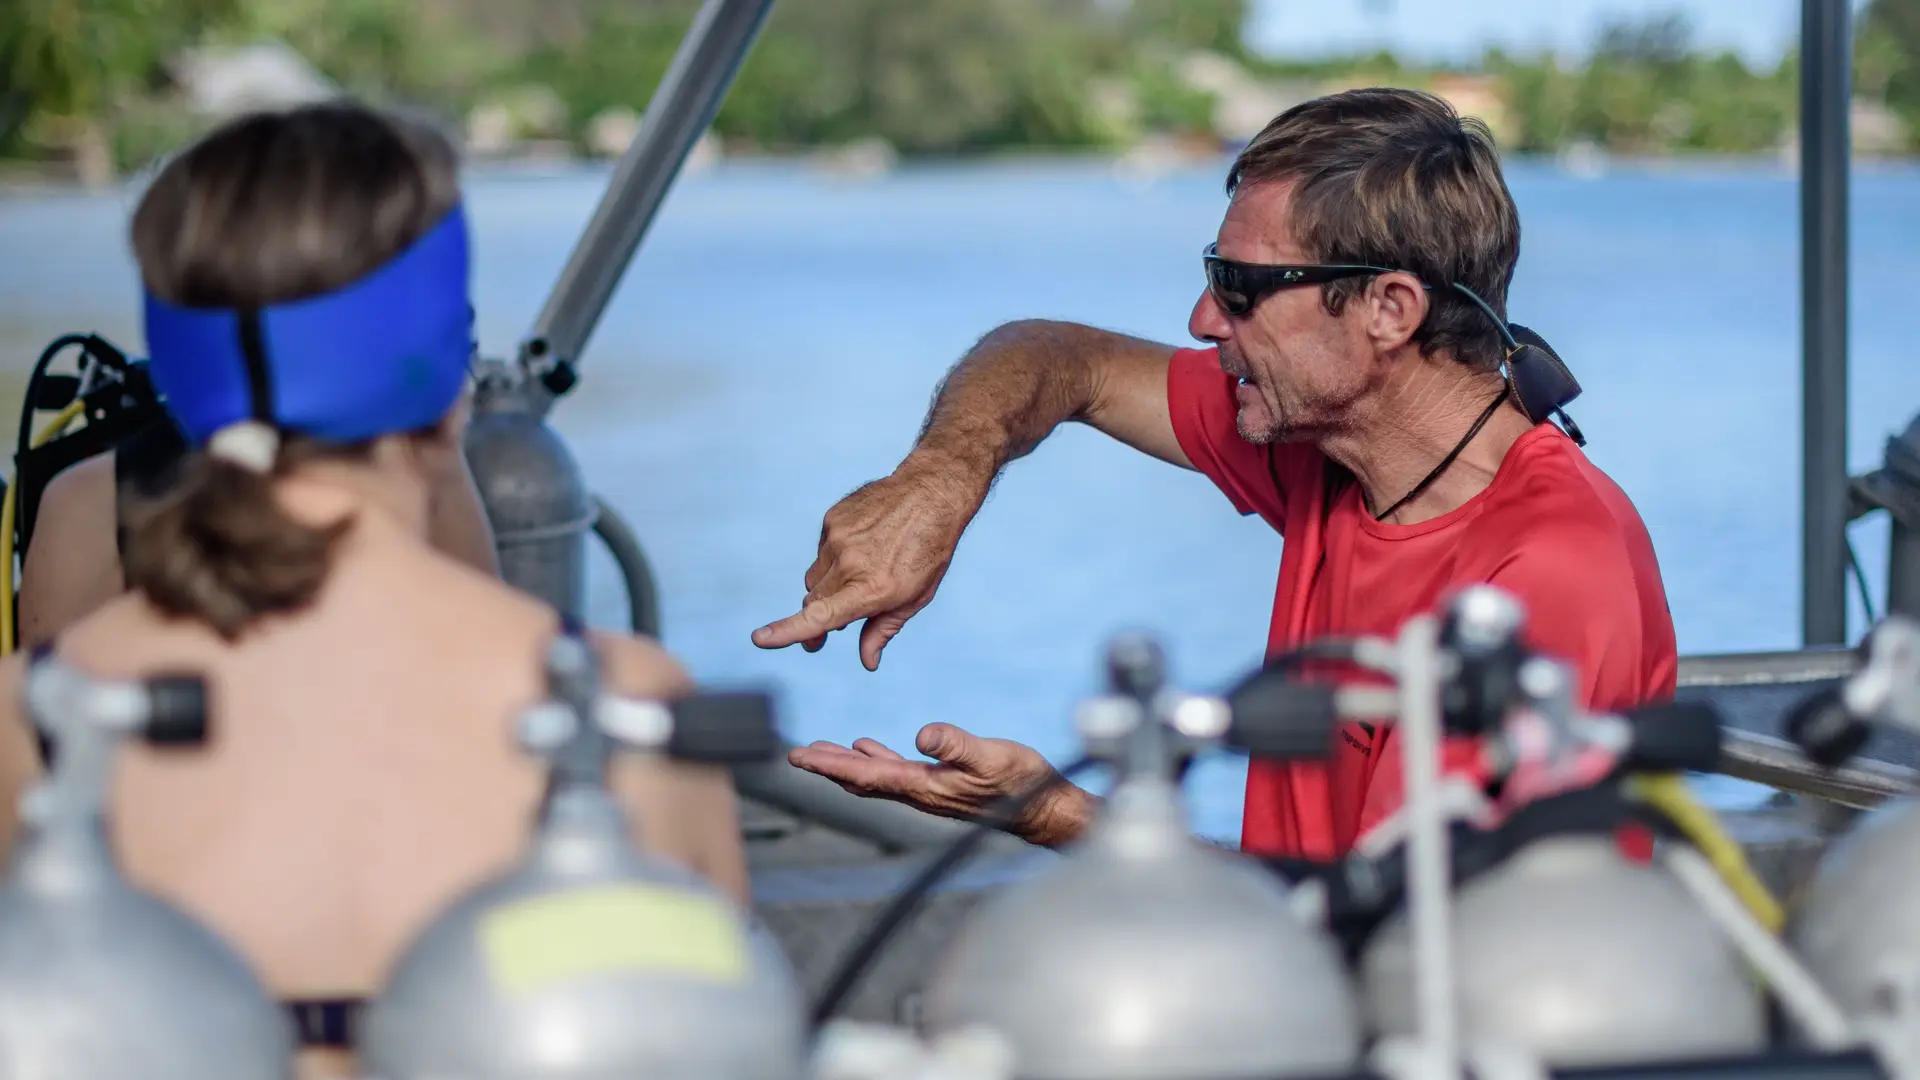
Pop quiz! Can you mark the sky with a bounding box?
[1245,0,1873,67]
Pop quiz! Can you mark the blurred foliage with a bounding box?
[1122,0,1252,59]
[0,0,1916,172]
[521,0,1182,153]
[221,0,517,116]
[1559,13,1792,154]
[0,0,239,163]
[1246,47,1407,81]
[0,0,236,117]
[1862,0,1920,142]
[1129,62,1219,137]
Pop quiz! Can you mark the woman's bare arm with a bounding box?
[18,456,125,649]
[0,654,44,857]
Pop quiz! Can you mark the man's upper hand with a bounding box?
[787,722,1095,848]
[750,320,1190,670]
[750,456,983,670]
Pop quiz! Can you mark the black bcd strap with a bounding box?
[12,334,169,562]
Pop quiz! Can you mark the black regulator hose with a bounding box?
[807,754,1101,1030]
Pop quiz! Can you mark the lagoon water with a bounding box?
[3,154,1918,839]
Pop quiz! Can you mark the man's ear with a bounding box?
[1365,271,1429,352]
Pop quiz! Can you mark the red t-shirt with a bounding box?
[1166,347,1678,859]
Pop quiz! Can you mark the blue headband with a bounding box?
[143,205,474,448]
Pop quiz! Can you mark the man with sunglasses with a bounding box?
[751,87,1676,861]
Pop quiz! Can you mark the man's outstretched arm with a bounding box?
[912,318,1191,480]
[752,320,1186,669]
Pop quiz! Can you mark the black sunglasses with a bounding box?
[1199,243,1589,443]
[1202,243,1406,318]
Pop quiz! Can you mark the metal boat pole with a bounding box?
[519,0,777,415]
[465,0,776,618]
[1800,0,1852,647]
[466,0,963,855]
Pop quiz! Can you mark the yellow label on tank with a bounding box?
[479,884,749,996]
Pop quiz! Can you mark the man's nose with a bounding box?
[1189,289,1230,344]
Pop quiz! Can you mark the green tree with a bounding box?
[0,0,238,183]
[540,0,1117,155]
[1864,0,1920,64]
[1485,48,1576,153]
[1683,51,1790,153]
[1860,0,1920,146]
[1120,0,1250,58]
[518,0,693,139]
[234,0,498,109]
[843,0,1093,152]
[1129,61,1217,137]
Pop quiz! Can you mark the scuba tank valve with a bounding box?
[1358,588,1769,1072]
[917,633,1364,1080]
[358,631,804,1080]
[0,654,295,1080]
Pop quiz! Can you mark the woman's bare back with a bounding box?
[4,532,745,1001]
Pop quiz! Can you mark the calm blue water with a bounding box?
[4,156,1919,838]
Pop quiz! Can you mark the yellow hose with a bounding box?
[1626,771,1785,934]
[1,400,91,656]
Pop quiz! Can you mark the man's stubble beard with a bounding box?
[1236,390,1299,445]
[1224,342,1292,446]
[1237,414,1281,445]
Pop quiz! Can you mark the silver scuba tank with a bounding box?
[1361,830,1769,1067]
[358,630,805,1080]
[0,654,295,1080]
[1358,590,1768,1069]
[918,634,1364,1080]
[1786,615,1920,1020]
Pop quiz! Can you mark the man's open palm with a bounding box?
[787,722,1066,840]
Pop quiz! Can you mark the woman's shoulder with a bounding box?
[406,553,692,699]
[586,630,693,702]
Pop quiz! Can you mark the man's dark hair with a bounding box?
[1227,87,1520,371]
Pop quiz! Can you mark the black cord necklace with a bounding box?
[1369,384,1512,523]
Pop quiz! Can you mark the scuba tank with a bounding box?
[1355,587,1769,1070]
[1362,827,1770,1067]
[0,654,295,1080]
[917,634,1364,1080]
[1785,615,1920,1022]
[359,629,805,1080]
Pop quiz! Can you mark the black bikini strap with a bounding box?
[285,998,360,1048]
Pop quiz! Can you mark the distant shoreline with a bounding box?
[5,146,1918,198]
[15,149,1920,198]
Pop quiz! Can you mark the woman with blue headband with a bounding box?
[0,101,748,1077]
